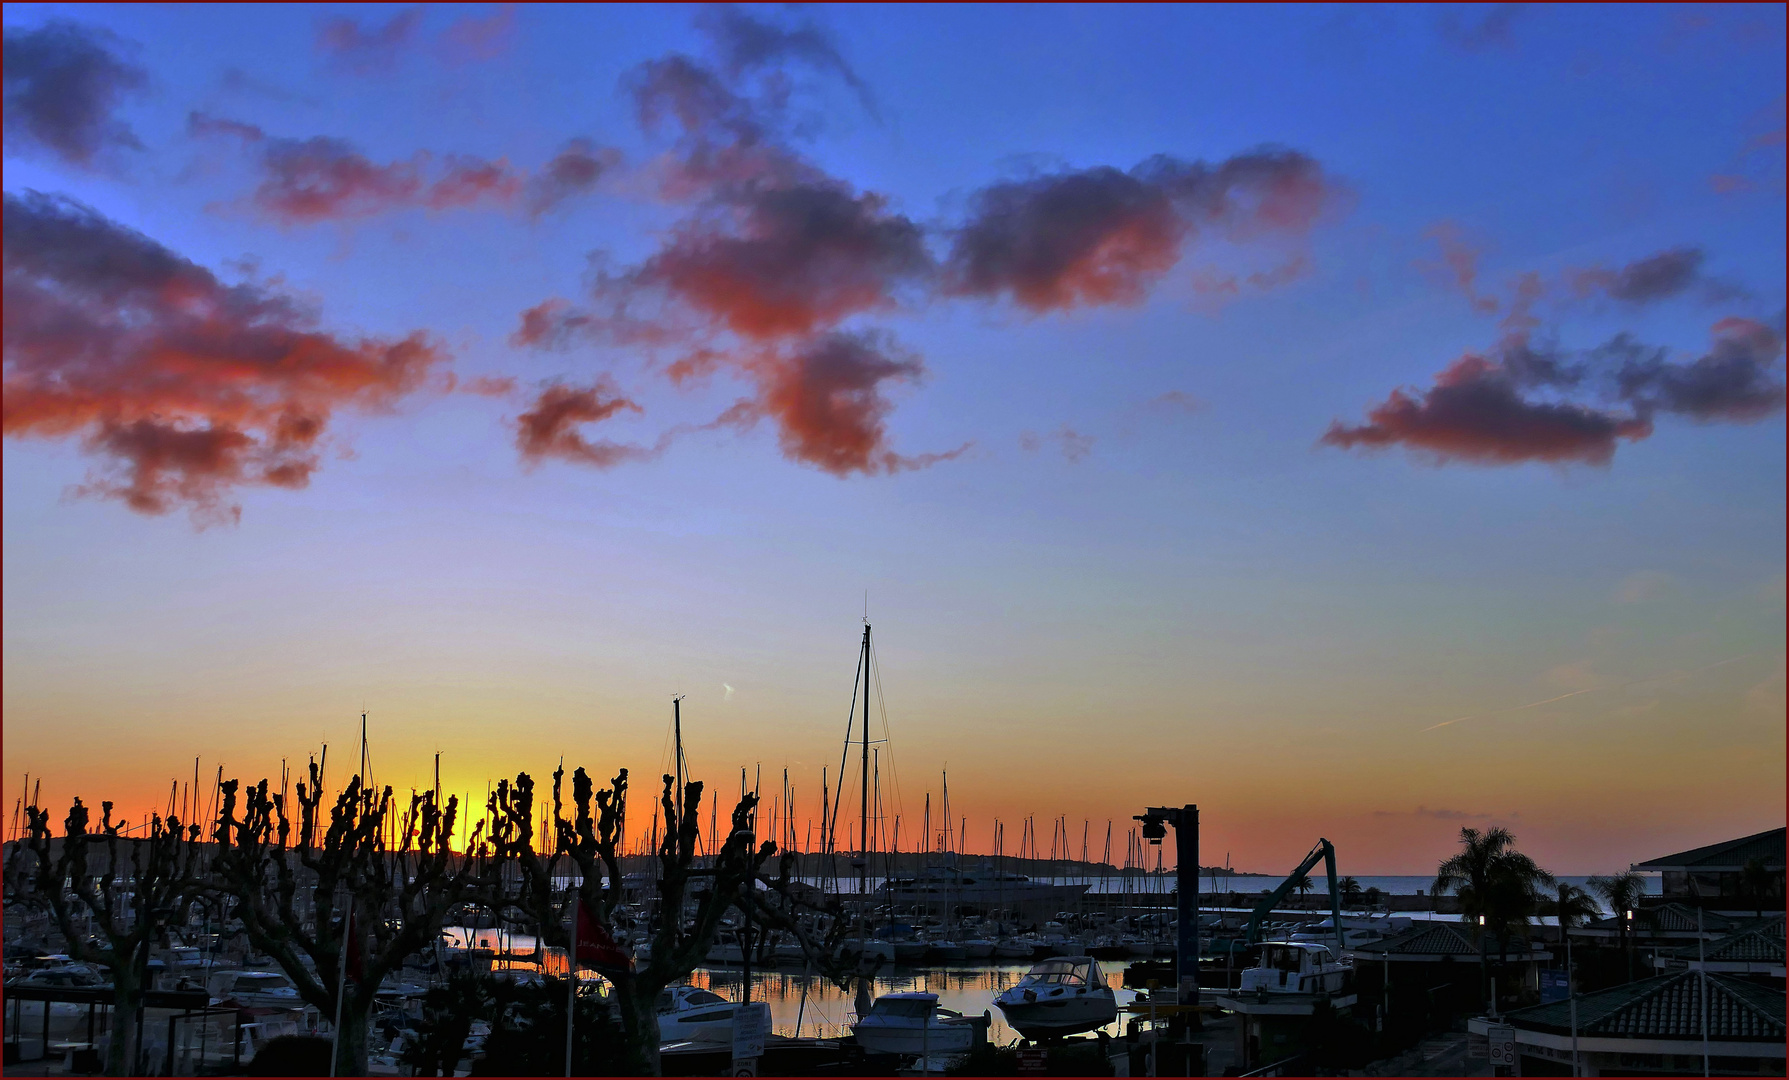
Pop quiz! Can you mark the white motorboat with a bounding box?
[1122,938,1156,958]
[656,985,737,1044]
[993,939,1034,960]
[929,941,967,962]
[852,993,982,1056]
[10,962,108,990]
[960,939,996,960]
[211,970,304,1008]
[992,956,1117,1039]
[1288,914,1412,950]
[1237,942,1350,995]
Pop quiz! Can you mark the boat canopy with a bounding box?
[873,993,940,1019]
[1024,958,1106,989]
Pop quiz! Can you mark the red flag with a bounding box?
[345,911,364,983]
[575,903,632,971]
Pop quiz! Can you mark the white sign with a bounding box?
[732,1001,771,1067]
[1487,1024,1517,1067]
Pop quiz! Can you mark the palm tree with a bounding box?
[1587,871,1646,981]
[1434,827,1555,1007]
[1292,872,1314,906]
[1338,876,1364,907]
[1544,882,1601,948]
[1738,858,1777,919]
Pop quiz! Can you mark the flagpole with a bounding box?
[565,884,578,1078]
[330,898,350,1077]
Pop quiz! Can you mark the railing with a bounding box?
[1239,1053,1306,1076]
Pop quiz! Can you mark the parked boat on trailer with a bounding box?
[992,956,1118,1039]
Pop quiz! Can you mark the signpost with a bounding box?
[731,1001,770,1078]
[1016,1048,1048,1075]
[1487,1024,1518,1071]
[1539,969,1569,1004]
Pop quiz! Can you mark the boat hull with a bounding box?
[853,1020,976,1057]
[994,990,1117,1039]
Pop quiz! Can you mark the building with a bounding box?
[1655,916,1786,984]
[1473,970,1786,1077]
[1633,828,1786,909]
[1347,921,1551,1027]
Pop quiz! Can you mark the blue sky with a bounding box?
[3,3,1783,872]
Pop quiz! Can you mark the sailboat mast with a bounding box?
[673,696,684,814]
[860,622,870,897]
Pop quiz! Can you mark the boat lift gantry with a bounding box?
[1244,838,1345,955]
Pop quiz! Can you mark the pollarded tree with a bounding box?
[512,766,850,1076]
[18,799,207,1076]
[211,764,488,1076]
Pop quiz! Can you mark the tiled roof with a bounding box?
[1506,972,1786,1042]
[1633,827,1786,872]
[1350,922,1541,958]
[1672,917,1787,964]
[1585,903,1737,935]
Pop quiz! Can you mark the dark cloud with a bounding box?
[525,138,620,218]
[616,181,932,339]
[1324,315,1783,467]
[1568,246,1709,304]
[944,150,1334,312]
[2,190,445,524]
[438,5,517,66]
[316,8,424,74]
[1437,3,1526,52]
[730,332,967,476]
[1321,354,1650,466]
[695,5,878,120]
[1149,390,1205,413]
[189,113,535,223]
[514,381,658,468]
[1613,318,1786,421]
[1418,221,1499,314]
[1019,424,1095,463]
[2,20,148,169]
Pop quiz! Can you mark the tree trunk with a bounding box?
[333,995,372,1078]
[615,981,664,1076]
[105,969,142,1077]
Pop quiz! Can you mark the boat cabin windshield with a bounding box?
[1026,959,1103,988]
[659,988,728,1010]
[1262,945,1333,972]
[874,998,936,1019]
[233,975,291,992]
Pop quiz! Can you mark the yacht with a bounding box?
[852,993,984,1056]
[992,956,1117,1039]
[1288,914,1412,950]
[1237,941,1350,995]
[211,970,304,1008]
[877,862,1089,910]
[656,985,737,1044]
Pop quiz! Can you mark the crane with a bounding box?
[1244,838,1345,956]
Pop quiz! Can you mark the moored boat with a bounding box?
[852,992,985,1056]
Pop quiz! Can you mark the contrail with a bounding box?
[1420,653,1757,733]
[1419,689,1593,733]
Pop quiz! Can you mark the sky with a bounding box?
[3,3,1784,876]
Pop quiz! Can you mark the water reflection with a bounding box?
[440,928,1138,1045]
[685,960,1135,1044]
